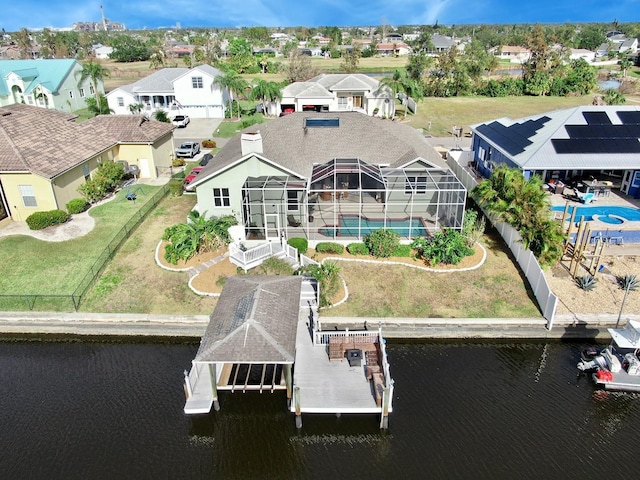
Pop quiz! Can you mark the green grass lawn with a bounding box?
[0,185,162,296]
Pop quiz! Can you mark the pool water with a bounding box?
[319,215,429,237]
[552,205,640,224]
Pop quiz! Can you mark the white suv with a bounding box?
[172,115,190,128]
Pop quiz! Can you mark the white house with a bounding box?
[93,44,114,59]
[106,65,227,119]
[0,59,104,112]
[279,74,395,118]
[490,45,532,64]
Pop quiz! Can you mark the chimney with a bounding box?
[241,131,263,156]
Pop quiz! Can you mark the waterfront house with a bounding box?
[469,106,640,198]
[106,65,226,119]
[0,104,174,224]
[0,59,104,112]
[188,112,466,244]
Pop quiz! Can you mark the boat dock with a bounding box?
[183,275,393,428]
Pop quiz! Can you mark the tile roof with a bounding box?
[0,104,173,178]
[195,112,447,185]
[0,59,78,97]
[194,276,302,363]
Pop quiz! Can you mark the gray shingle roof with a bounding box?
[129,68,190,93]
[194,276,302,363]
[197,112,446,183]
[0,104,173,178]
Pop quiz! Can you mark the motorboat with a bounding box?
[577,320,640,392]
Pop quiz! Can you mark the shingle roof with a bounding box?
[129,68,189,93]
[194,276,302,363]
[0,59,78,97]
[470,105,640,170]
[0,104,172,178]
[194,112,446,185]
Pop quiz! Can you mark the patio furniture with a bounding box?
[578,192,596,204]
[287,215,301,227]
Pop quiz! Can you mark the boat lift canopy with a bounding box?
[609,320,640,349]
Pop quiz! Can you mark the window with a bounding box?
[337,97,348,108]
[79,88,85,98]
[89,85,95,94]
[287,190,299,211]
[405,176,427,195]
[83,164,90,181]
[68,90,74,99]
[117,97,124,107]
[192,76,203,89]
[213,188,230,207]
[19,185,37,207]
[478,146,486,161]
[27,96,33,105]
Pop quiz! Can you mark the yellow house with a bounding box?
[0,104,175,225]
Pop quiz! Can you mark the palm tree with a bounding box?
[79,61,110,106]
[129,103,144,114]
[249,79,282,117]
[379,69,422,118]
[85,93,113,116]
[212,70,249,120]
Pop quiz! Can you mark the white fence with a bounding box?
[300,254,319,268]
[447,153,558,328]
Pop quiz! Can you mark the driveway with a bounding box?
[173,118,223,146]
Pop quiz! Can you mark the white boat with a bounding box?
[577,320,640,392]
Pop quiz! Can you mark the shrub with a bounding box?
[202,139,217,148]
[288,237,308,254]
[168,179,184,197]
[617,274,639,292]
[364,229,400,258]
[412,229,474,265]
[257,257,294,276]
[172,157,186,167]
[392,244,412,257]
[66,198,89,214]
[77,159,125,203]
[26,210,69,230]
[462,209,486,247]
[303,261,342,307]
[347,242,369,255]
[575,275,597,291]
[315,242,344,254]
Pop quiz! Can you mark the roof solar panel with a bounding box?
[616,111,640,124]
[583,111,612,125]
[304,117,340,128]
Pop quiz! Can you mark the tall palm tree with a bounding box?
[249,79,282,117]
[212,70,249,120]
[379,69,423,118]
[79,61,110,105]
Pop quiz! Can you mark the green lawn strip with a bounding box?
[0,185,162,295]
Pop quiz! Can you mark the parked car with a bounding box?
[183,167,204,187]
[175,141,200,158]
[172,115,190,128]
[199,153,213,167]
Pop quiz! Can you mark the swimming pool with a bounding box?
[552,205,640,224]
[318,215,429,237]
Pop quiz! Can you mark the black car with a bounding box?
[199,153,213,166]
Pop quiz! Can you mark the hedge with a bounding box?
[26,209,70,230]
[315,242,344,254]
[66,198,89,214]
[347,242,369,255]
[287,237,308,254]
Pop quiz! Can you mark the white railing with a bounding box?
[229,242,276,271]
[300,254,319,267]
[313,329,379,346]
[282,238,298,261]
[379,332,392,388]
[446,154,558,328]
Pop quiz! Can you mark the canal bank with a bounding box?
[0,311,638,340]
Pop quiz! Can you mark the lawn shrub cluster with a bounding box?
[26,210,69,230]
[66,198,89,214]
[258,257,294,276]
[168,179,184,197]
[347,242,369,255]
[364,229,400,258]
[411,229,474,265]
[202,139,217,148]
[303,261,342,307]
[287,237,308,254]
[77,160,125,204]
[172,158,186,167]
[392,244,412,257]
[315,242,344,254]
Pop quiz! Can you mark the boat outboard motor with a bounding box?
[577,354,608,372]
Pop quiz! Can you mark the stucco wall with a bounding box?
[0,173,56,221]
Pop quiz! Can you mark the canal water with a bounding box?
[2,339,638,480]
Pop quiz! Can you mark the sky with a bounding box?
[2,0,638,32]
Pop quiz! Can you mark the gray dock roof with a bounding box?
[194,276,303,364]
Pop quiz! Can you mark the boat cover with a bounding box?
[609,320,640,349]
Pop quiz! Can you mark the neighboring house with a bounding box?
[469,106,640,198]
[596,35,639,58]
[375,42,411,56]
[93,44,114,59]
[106,65,226,119]
[279,73,395,117]
[0,59,104,112]
[0,104,175,224]
[490,45,532,63]
[568,48,595,62]
[188,112,467,243]
[427,34,456,54]
[168,45,195,58]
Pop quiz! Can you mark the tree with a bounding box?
[154,110,170,123]
[15,28,32,59]
[110,35,151,62]
[227,37,254,73]
[406,53,432,81]
[213,70,249,119]
[619,56,632,77]
[129,103,144,114]
[85,94,113,116]
[381,69,423,117]
[250,79,282,116]
[604,89,626,105]
[340,45,361,73]
[78,61,110,105]
[285,49,317,82]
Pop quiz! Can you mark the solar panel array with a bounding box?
[476,116,551,156]
[551,110,640,154]
[304,117,340,128]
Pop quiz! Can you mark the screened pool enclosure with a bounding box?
[241,158,467,242]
